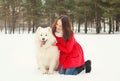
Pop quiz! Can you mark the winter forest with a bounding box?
[0,0,120,34]
[0,0,120,81]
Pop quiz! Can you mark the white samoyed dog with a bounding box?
[35,27,59,74]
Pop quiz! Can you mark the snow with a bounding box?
[0,33,120,81]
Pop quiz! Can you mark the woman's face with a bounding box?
[56,19,63,33]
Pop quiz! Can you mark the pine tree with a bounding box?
[74,0,93,33]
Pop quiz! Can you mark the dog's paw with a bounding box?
[41,70,48,74]
[48,70,54,74]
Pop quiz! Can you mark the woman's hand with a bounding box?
[52,41,56,46]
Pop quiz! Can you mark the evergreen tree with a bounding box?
[22,0,43,33]
[74,0,93,33]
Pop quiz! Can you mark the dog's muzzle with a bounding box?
[40,38,47,47]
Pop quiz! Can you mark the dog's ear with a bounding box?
[36,27,42,33]
[47,27,52,32]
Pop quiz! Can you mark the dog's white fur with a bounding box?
[35,27,59,74]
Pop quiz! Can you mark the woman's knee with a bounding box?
[65,68,78,75]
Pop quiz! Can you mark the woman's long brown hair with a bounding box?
[52,15,73,42]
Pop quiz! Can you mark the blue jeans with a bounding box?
[59,66,78,75]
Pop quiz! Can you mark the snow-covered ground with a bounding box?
[0,33,120,81]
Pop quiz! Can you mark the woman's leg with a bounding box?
[76,65,85,73]
[65,68,78,75]
[59,66,79,75]
[59,66,65,74]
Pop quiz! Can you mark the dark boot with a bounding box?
[85,60,91,73]
[76,65,85,73]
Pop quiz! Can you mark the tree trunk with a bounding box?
[11,3,17,34]
[58,0,61,16]
[12,15,16,34]
[96,16,98,34]
[3,0,7,34]
[108,17,112,34]
[78,19,80,33]
[28,20,31,33]
[112,18,114,34]
[103,18,106,32]
[94,1,99,34]
[90,20,92,32]
[5,15,7,34]
[116,17,119,32]
[22,21,25,33]
[85,12,87,34]
[71,18,74,31]
[27,6,31,33]
[19,24,20,34]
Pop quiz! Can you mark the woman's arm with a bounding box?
[56,34,75,53]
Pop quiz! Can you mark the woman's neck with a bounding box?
[55,31,63,37]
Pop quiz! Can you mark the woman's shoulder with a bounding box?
[70,32,75,39]
[66,32,75,42]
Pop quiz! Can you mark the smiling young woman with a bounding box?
[52,15,91,75]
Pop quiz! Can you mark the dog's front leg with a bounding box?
[40,66,48,74]
[48,60,56,74]
[38,62,48,74]
[41,68,48,74]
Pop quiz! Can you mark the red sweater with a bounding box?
[55,33,85,70]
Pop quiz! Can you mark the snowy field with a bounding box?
[0,33,120,81]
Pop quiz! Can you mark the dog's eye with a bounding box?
[45,34,47,36]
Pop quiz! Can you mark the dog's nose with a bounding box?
[42,38,45,41]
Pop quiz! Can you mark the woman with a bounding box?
[52,15,91,75]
